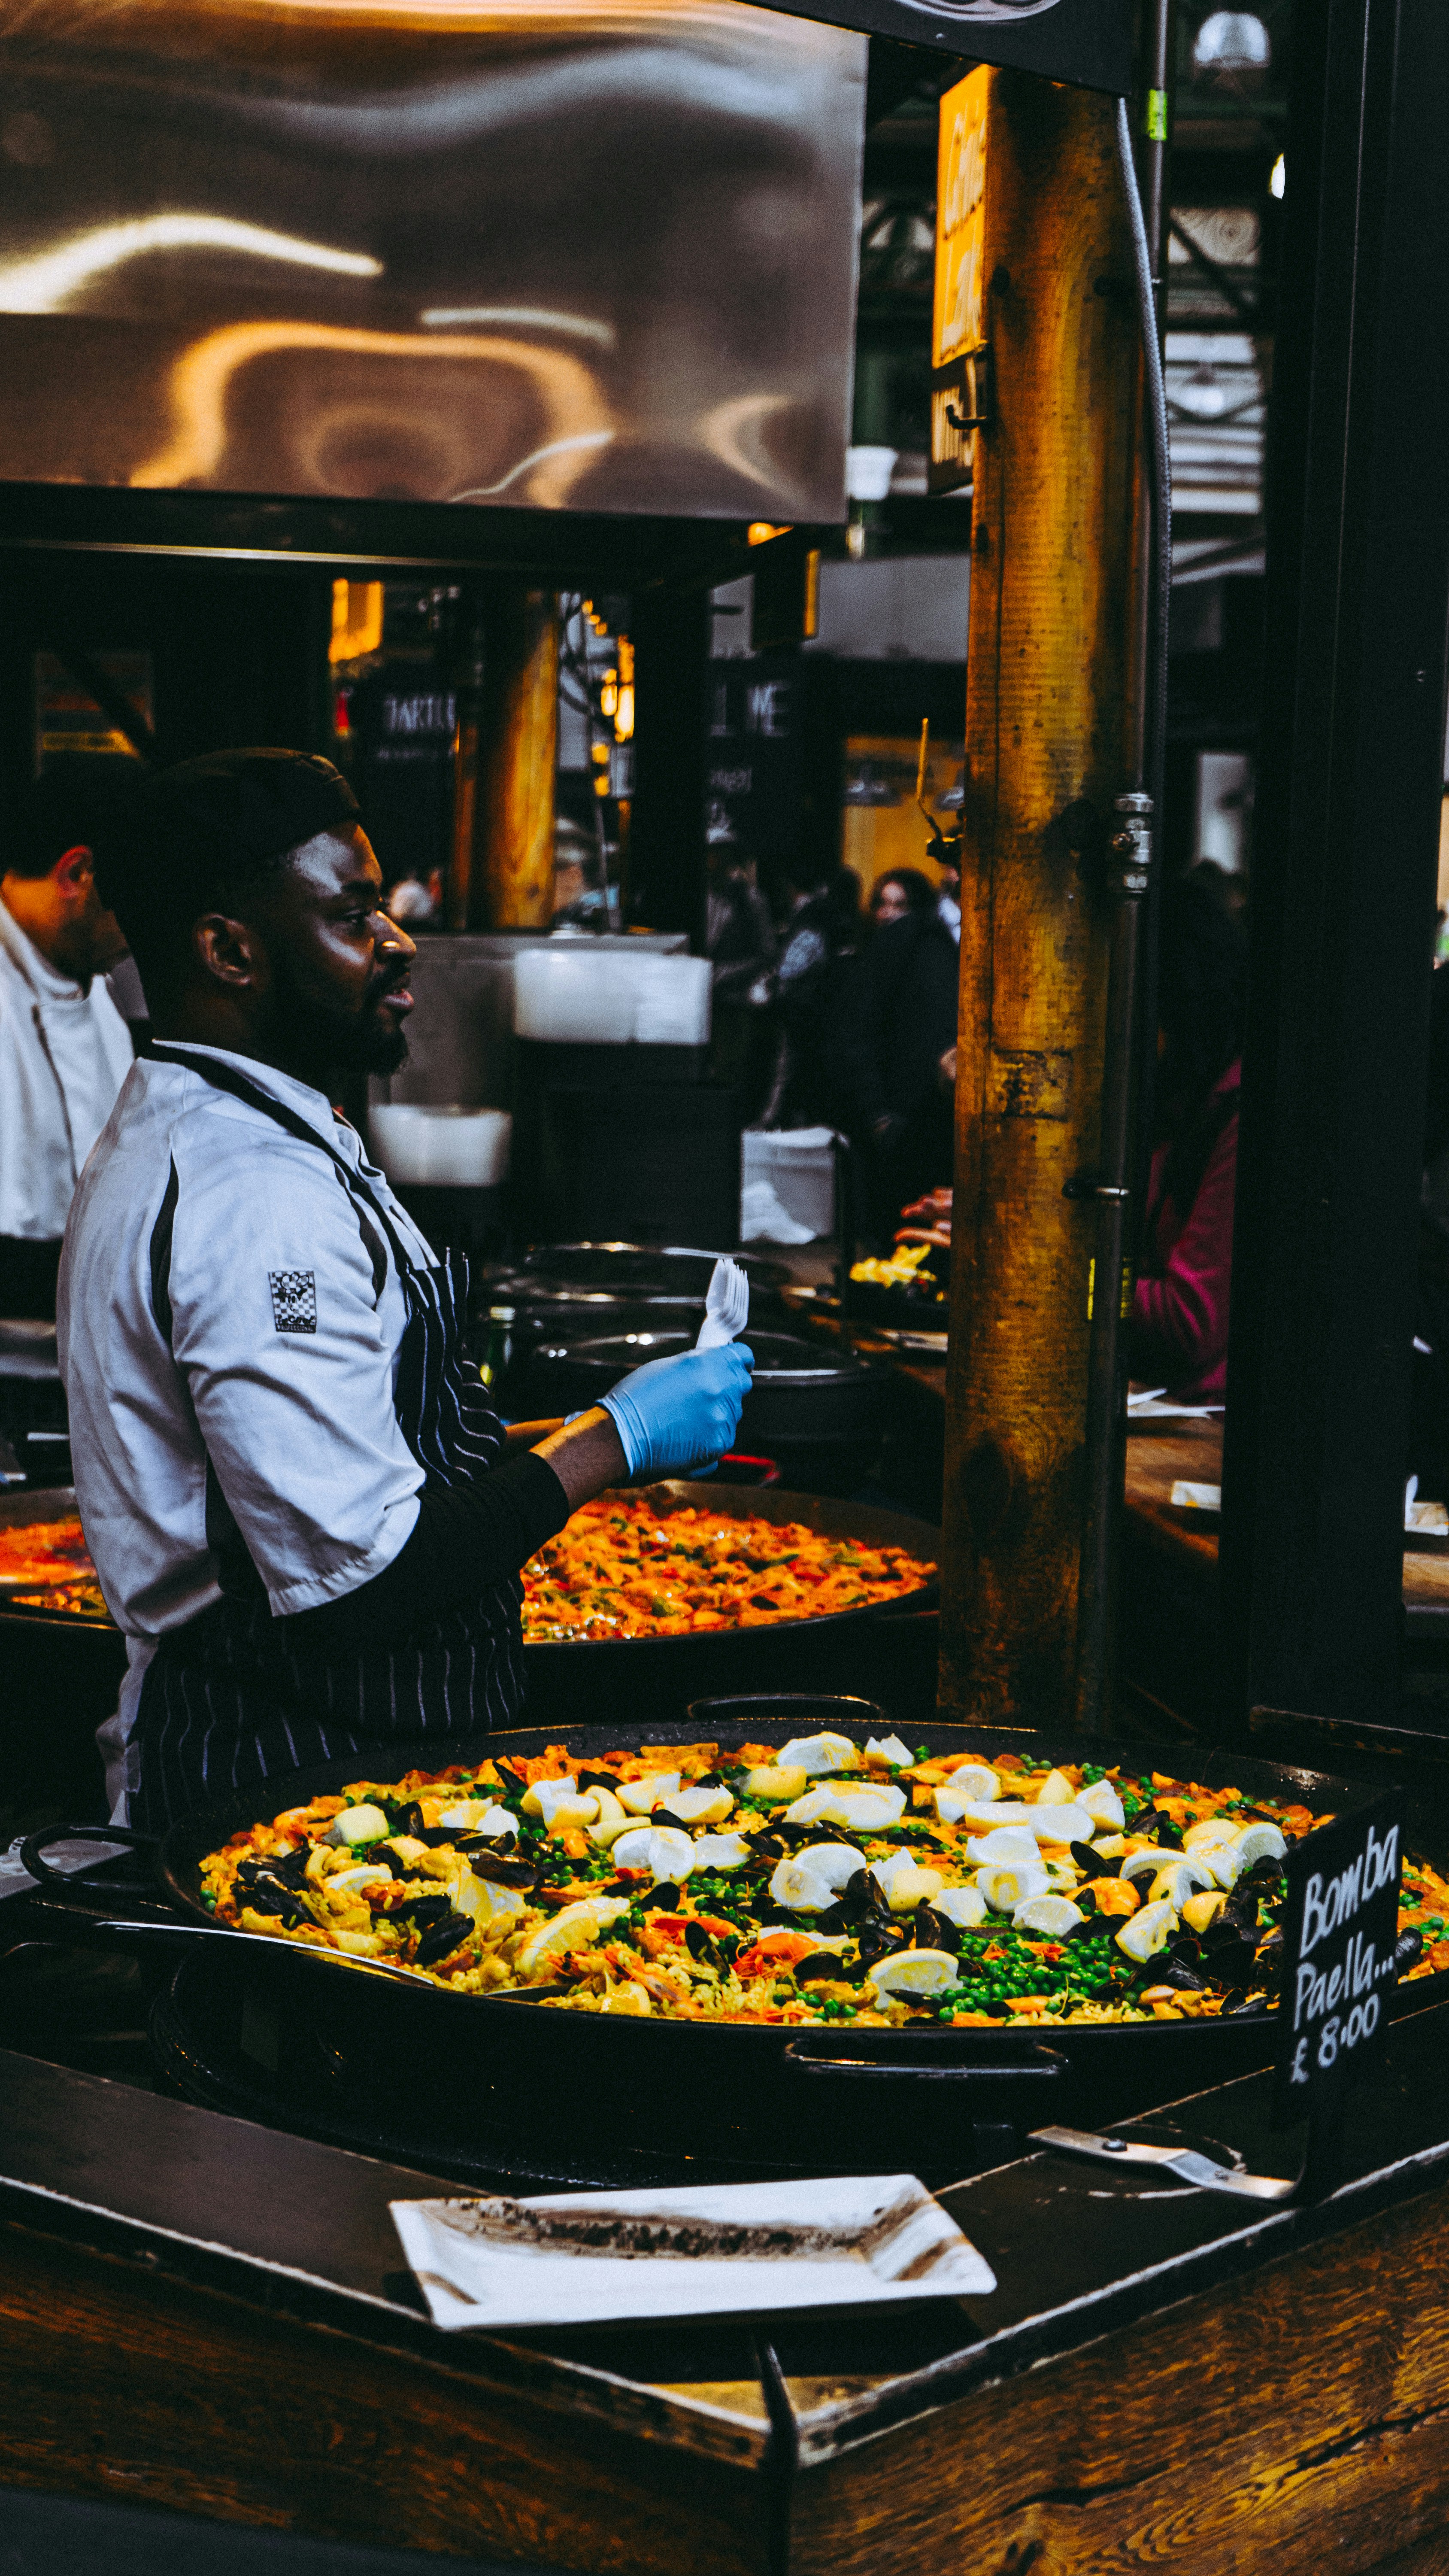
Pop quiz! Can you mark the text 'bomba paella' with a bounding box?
[519,1496,935,1641]
[201,1738,1449,2026]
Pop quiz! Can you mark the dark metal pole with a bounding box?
[1219,0,1449,1739]
[1071,66,1173,1732]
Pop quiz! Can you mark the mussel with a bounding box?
[237,1847,310,1893]
[1206,1938,1259,1991]
[459,1843,540,1889]
[236,1881,305,1926]
[815,1869,886,1935]
[1161,1956,1210,1992]
[1395,1926,1425,1973]
[857,1919,909,1965]
[793,1952,850,1983]
[642,1881,681,1910]
[393,1891,452,1926]
[1241,1856,1286,1889]
[914,1904,962,1955]
[685,1920,726,1969]
[414,1909,475,1965]
[1070,1840,1120,1879]
[1138,1808,1184,1850]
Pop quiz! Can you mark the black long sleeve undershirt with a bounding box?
[282,1451,570,1656]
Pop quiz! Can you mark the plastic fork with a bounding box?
[695,1255,749,1350]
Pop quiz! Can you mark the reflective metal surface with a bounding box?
[0,3,864,521]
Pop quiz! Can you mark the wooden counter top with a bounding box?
[6,2013,1449,2572]
[1124,1419,1449,1630]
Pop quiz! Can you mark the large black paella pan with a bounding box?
[519,1481,940,1724]
[24,1708,1449,2192]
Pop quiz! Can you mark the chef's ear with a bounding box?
[194,910,267,992]
[52,841,94,901]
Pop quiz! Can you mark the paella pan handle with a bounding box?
[17,1821,161,1905]
[781,2038,1064,2087]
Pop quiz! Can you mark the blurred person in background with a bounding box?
[0,755,141,1317]
[1128,869,1248,1402]
[752,859,861,1131]
[828,866,959,1244]
[706,818,776,1117]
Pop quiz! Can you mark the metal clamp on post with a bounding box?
[1109,787,1153,899]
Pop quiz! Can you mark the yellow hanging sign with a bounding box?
[931,66,991,495]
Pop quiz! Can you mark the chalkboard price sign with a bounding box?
[1272,1795,1403,2163]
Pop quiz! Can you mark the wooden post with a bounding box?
[939,71,1139,1725]
[473,585,558,930]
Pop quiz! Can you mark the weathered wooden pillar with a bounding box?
[473,586,558,930]
[939,71,1139,1725]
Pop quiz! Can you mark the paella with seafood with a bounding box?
[0,1498,934,1642]
[519,1496,935,1641]
[200,1735,1449,2026]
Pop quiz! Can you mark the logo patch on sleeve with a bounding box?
[269,1270,317,1334]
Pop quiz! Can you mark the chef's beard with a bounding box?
[269,954,411,1080]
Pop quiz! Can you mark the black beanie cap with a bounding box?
[144,750,361,872]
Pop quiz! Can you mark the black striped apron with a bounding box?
[130,1048,524,1831]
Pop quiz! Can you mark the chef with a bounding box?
[59,750,751,1827]
[0,756,139,1316]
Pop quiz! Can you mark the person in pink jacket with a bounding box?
[1131,869,1247,1403]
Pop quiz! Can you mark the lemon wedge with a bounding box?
[689,1832,751,1871]
[1148,1858,1217,1909]
[333,1804,389,1847]
[1115,1898,1177,1962]
[867,1950,960,1999]
[1013,1894,1084,1936]
[785,1782,906,1830]
[1236,1822,1287,1868]
[976,1861,1050,1914]
[612,1824,696,1880]
[616,1771,682,1816]
[1079,1779,1125,1832]
[776,1732,859,1775]
[771,1844,866,1911]
[514,1897,629,1981]
[934,1883,989,1928]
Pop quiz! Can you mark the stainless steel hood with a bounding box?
[0,2,864,524]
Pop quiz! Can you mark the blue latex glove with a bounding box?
[601,1342,754,1480]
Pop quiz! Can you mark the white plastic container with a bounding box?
[742,1128,837,1239]
[629,953,712,1045]
[369,1105,512,1189]
[513,945,711,1046]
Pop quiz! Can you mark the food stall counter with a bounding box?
[5,2013,1449,2573]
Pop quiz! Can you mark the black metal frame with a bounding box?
[0,482,760,594]
[1221,0,1449,1732]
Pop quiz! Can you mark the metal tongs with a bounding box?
[1031,2125,1295,2203]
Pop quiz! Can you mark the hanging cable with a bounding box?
[1114,91,1173,802]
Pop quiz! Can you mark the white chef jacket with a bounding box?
[57,1043,441,1814]
[0,893,134,1239]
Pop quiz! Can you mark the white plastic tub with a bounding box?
[369,1105,512,1189]
[513,946,711,1046]
[742,1127,837,1239]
